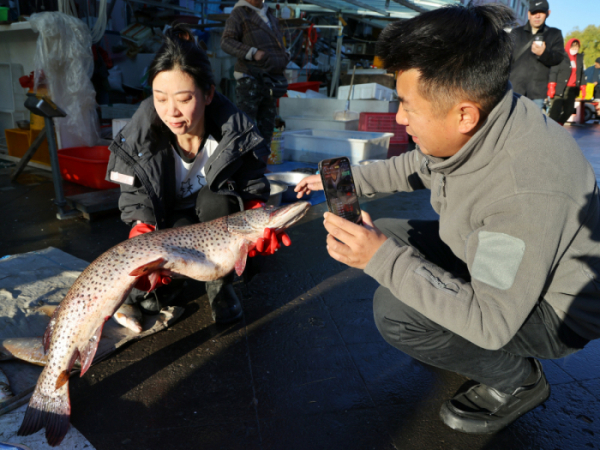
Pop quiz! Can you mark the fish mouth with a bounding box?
[268,201,311,231]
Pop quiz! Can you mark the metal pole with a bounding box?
[329,18,343,98]
[44,117,80,219]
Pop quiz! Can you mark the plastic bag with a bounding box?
[30,12,101,148]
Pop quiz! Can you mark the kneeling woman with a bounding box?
[106,24,280,323]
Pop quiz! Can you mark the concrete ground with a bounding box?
[0,124,599,450]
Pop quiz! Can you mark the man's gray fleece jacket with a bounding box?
[355,89,600,349]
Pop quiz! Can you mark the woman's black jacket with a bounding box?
[105,92,270,229]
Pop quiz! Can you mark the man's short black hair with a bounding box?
[376,4,515,115]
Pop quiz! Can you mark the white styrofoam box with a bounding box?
[279,98,399,119]
[283,129,393,165]
[284,69,299,84]
[337,83,396,101]
[283,116,358,131]
[114,53,155,89]
[112,118,131,139]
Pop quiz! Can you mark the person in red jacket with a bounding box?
[547,38,587,124]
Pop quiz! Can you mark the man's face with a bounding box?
[595,62,600,69]
[528,10,548,29]
[395,70,464,158]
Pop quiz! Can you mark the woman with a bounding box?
[106,24,282,323]
[548,38,587,125]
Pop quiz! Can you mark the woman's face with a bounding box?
[153,69,214,137]
[571,42,580,52]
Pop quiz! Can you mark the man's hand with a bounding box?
[294,174,323,199]
[254,49,266,61]
[323,211,387,270]
[531,41,546,56]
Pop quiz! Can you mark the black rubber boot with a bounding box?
[206,273,242,323]
[128,280,185,316]
[439,358,550,434]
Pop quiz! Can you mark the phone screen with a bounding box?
[319,157,362,224]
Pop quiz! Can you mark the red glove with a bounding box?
[248,228,292,257]
[547,82,557,99]
[129,223,172,292]
[244,199,265,210]
[580,85,587,100]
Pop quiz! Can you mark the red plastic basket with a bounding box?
[287,81,322,93]
[358,112,408,145]
[57,146,118,190]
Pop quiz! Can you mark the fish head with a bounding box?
[0,383,13,401]
[227,202,311,239]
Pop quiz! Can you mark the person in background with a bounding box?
[584,57,600,99]
[221,0,290,151]
[106,24,286,325]
[509,0,565,109]
[296,3,600,434]
[548,38,587,125]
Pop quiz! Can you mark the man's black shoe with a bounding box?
[440,358,550,434]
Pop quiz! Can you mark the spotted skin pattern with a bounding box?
[17,202,310,447]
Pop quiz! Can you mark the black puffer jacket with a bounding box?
[105,92,270,229]
[509,22,566,100]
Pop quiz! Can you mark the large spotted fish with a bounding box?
[17,202,310,446]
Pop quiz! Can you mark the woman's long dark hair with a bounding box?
[147,23,215,93]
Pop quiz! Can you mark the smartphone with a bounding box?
[533,35,544,47]
[318,156,362,224]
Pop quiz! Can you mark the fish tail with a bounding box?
[18,381,70,447]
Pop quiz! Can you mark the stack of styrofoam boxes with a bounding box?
[337,83,396,101]
[0,63,28,152]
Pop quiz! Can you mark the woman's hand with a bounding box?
[294,174,323,199]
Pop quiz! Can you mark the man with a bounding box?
[584,57,600,99]
[509,0,565,109]
[295,4,600,434]
[221,0,289,149]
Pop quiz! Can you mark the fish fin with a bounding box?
[146,271,163,292]
[18,374,71,446]
[38,305,58,317]
[129,258,167,277]
[235,242,250,276]
[55,371,70,390]
[78,323,104,376]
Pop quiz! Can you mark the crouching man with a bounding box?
[295,4,600,433]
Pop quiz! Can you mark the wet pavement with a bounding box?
[0,123,599,449]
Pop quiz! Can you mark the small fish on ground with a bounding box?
[112,304,143,333]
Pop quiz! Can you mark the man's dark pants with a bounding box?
[549,86,580,124]
[235,77,277,147]
[372,219,589,394]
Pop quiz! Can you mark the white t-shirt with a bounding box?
[171,136,218,208]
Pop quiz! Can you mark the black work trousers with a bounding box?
[548,86,580,124]
[372,219,589,394]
